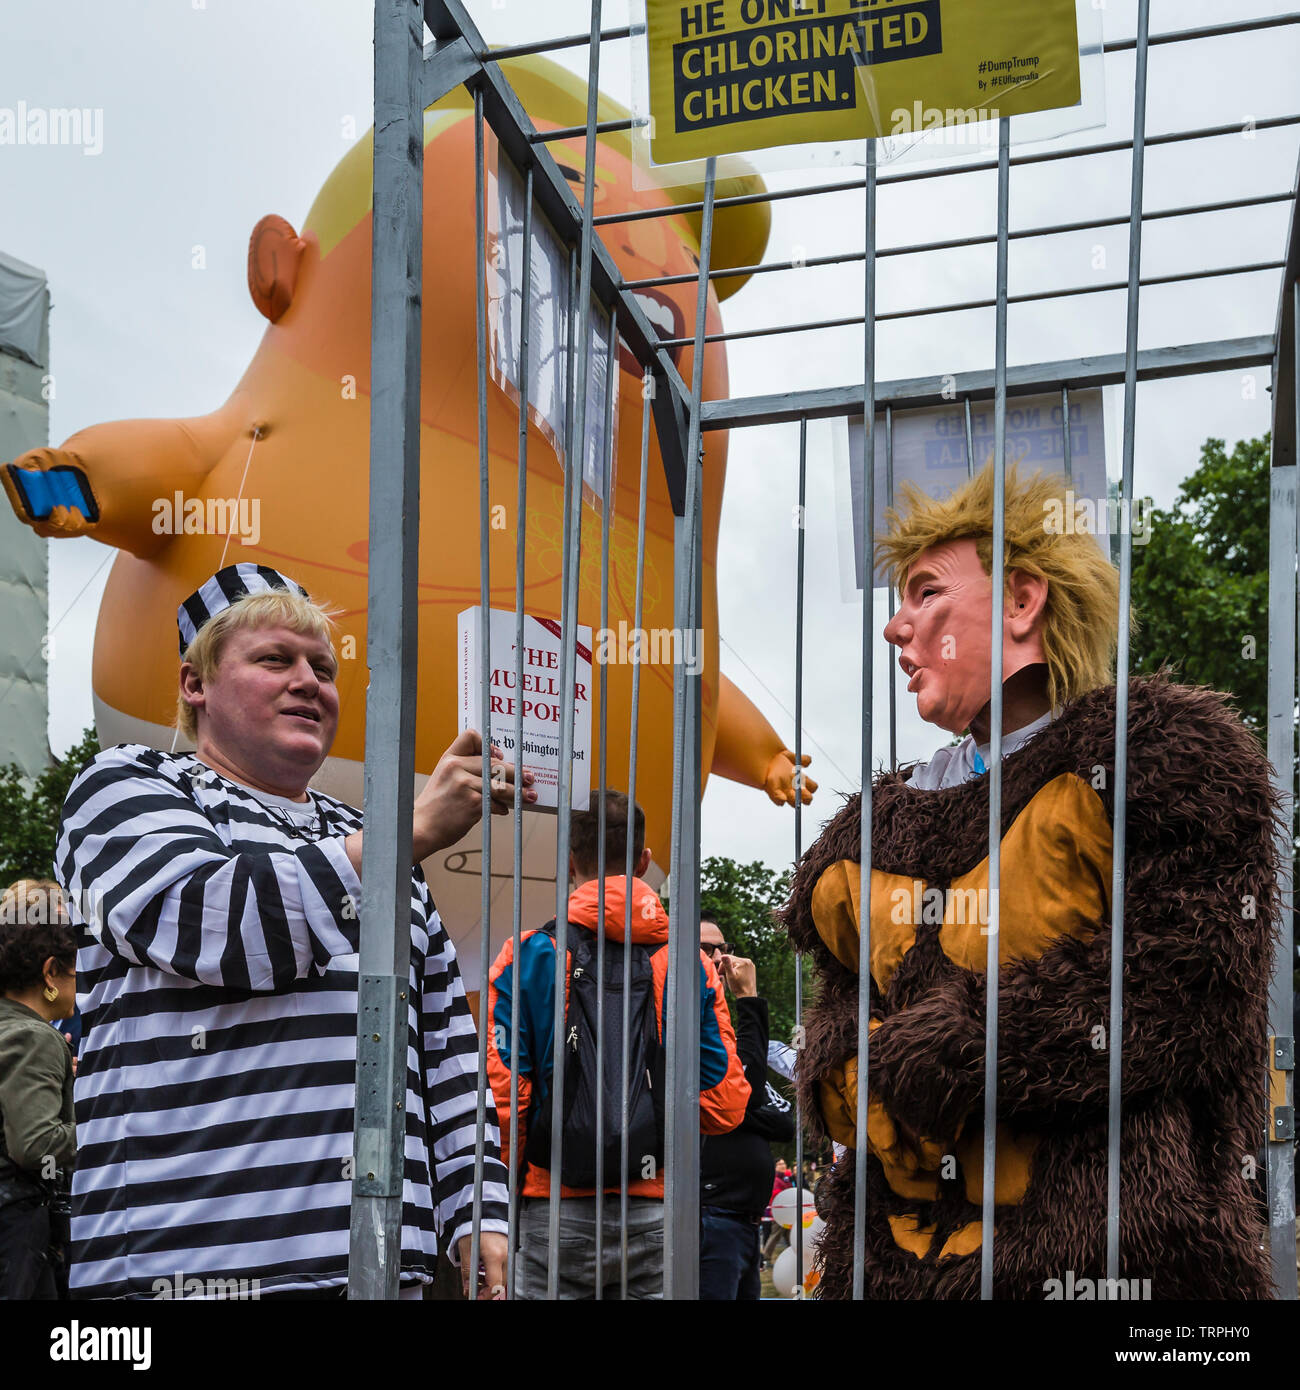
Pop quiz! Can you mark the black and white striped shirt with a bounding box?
[55,743,508,1299]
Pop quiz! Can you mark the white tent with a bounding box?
[0,249,50,777]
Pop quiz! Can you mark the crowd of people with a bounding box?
[0,563,799,1301]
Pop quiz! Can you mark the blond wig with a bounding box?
[876,462,1134,711]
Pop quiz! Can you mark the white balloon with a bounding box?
[800,1218,823,1258]
[770,1186,815,1230]
[772,1246,797,1298]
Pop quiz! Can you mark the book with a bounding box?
[458,606,593,812]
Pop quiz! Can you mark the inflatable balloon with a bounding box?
[800,1214,825,1258]
[771,1244,820,1299]
[771,1245,796,1298]
[2,58,817,994]
[770,1186,816,1231]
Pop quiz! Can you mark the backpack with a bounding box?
[523,920,665,1190]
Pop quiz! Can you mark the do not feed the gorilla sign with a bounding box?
[645,0,1082,165]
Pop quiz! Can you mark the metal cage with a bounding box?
[349,0,1299,1300]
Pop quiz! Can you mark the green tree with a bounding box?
[1129,434,1271,733]
[697,854,803,1049]
[1129,431,1297,900]
[0,727,101,887]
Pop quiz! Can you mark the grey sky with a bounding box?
[1,0,1295,877]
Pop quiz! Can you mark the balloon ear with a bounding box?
[248,214,306,322]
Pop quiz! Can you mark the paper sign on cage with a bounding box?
[843,389,1114,593]
[459,606,593,813]
[645,0,1082,165]
[485,142,616,508]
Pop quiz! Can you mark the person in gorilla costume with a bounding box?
[781,463,1282,1300]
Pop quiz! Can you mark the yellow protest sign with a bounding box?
[646,0,1081,164]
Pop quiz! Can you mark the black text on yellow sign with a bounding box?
[675,2,940,132]
[646,0,1082,164]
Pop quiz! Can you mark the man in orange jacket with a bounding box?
[486,792,749,1299]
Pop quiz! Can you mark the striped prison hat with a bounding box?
[177,563,311,656]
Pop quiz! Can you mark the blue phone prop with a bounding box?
[5,464,97,522]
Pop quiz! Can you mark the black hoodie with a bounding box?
[701,995,796,1219]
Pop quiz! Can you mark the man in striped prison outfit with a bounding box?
[54,564,526,1299]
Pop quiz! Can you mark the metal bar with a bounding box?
[622,193,1297,292]
[1262,276,1299,1299]
[468,84,491,1302]
[1265,444,1298,1300]
[1107,12,1300,52]
[486,25,636,62]
[544,237,580,1299]
[665,155,717,1301]
[688,394,706,1287]
[593,311,618,1297]
[1269,134,1300,471]
[1061,386,1073,481]
[690,384,707,1282]
[700,337,1277,432]
[471,12,1300,79]
[659,262,1288,349]
[853,138,878,1304]
[1107,0,1152,1286]
[885,406,896,771]
[653,357,693,514]
[793,418,808,1298]
[349,0,424,1302]
[548,1,604,1299]
[595,115,1300,227]
[421,34,479,108]
[980,115,1012,1303]
[505,165,535,1302]
[621,381,652,1298]
[529,118,644,143]
[964,396,975,480]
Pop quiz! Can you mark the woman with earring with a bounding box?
[0,879,76,1300]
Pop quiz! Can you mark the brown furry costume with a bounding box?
[781,673,1281,1300]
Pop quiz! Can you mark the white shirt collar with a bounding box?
[972,709,1055,765]
[906,708,1056,791]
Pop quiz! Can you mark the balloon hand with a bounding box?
[763,749,817,807]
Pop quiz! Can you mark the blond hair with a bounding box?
[875,462,1135,711]
[177,590,339,741]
